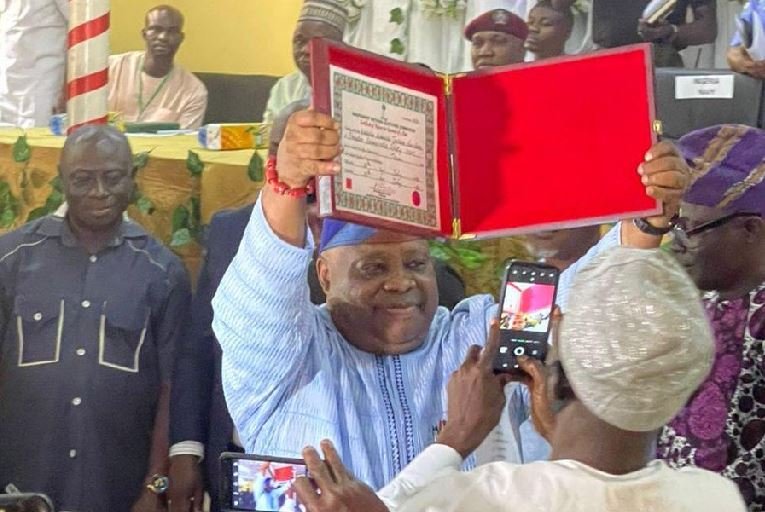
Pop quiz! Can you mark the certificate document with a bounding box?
[330,66,441,230]
[312,40,661,239]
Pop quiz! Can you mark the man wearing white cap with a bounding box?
[262,0,347,125]
[292,247,746,512]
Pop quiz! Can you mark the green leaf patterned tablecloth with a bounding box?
[0,128,264,285]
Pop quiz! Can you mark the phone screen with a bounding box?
[495,262,559,372]
[228,458,308,512]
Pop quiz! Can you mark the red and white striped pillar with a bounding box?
[67,0,111,133]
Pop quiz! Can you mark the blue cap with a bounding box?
[319,219,378,253]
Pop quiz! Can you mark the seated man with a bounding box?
[167,101,465,512]
[637,0,718,67]
[211,109,690,490]
[262,0,346,124]
[108,5,208,129]
[658,125,765,510]
[294,248,747,512]
[525,0,574,61]
[0,126,190,512]
[466,2,529,68]
[727,1,765,79]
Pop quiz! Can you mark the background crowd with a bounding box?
[0,1,764,512]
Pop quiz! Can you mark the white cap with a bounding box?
[559,247,714,432]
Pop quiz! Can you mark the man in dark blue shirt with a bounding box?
[0,125,190,512]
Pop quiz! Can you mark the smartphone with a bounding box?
[220,453,309,512]
[494,260,560,373]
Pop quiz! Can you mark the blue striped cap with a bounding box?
[319,218,378,253]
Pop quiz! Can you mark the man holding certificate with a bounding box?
[211,109,690,490]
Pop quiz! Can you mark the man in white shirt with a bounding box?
[262,0,346,125]
[0,0,68,128]
[292,248,747,512]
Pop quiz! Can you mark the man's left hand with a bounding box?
[131,489,167,512]
[294,440,389,512]
[168,455,204,512]
[639,140,691,227]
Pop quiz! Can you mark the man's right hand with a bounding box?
[436,320,508,458]
[512,308,563,442]
[263,110,341,247]
[516,356,556,442]
[275,110,341,188]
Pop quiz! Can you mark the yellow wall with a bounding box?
[111,0,302,76]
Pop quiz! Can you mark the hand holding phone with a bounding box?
[438,320,509,457]
[494,260,559,374]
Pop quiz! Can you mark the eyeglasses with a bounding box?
[672,212,762,242]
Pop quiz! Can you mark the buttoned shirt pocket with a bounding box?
[98,303,150,373]
[14,296,64,367]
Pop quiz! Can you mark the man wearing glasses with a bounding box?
[658,124,765,511]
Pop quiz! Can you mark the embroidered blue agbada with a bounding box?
[212,197,620,490]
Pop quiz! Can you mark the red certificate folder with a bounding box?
[311,39,661,239]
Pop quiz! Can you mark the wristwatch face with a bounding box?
[148,475,170,494]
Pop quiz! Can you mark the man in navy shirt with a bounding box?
[0,125,190,512]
